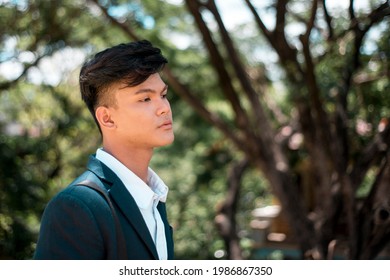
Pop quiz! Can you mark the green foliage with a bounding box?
[0,78,98,259]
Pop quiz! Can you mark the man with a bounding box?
[34,40,174,260]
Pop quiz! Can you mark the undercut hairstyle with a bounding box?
[79,40,168,133]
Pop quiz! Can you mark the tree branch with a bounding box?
[244,0,302,83]
[215,158,249,259]
[321,0,334,40]
[349,0,356,21]
[275,0,288,34]
[207,0,277,158]
[350,118,390,190]
[184,0,252,133]
[357,151,390,259]
[243,0,272,40]
[88,0,140,41]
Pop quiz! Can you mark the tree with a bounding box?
[189,0,390,259]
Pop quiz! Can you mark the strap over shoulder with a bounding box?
[75,180,128,260]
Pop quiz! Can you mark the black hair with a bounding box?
[79,40,168,132]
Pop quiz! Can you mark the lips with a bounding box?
[158,120,173,129]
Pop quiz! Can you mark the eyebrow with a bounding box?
[134,84,168,95]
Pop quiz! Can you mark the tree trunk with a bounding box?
[215,159,249,260]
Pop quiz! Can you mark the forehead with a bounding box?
[116,73,167,94]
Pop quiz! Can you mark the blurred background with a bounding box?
[0,0,389,260]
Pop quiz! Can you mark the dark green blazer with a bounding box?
[34,155,174,260]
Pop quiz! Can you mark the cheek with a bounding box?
[114,106,155,132]
[122,114,151,132]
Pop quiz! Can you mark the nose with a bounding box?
[156,98,171,116]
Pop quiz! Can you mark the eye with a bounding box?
[140,97,151,102]
[161,92,168,99]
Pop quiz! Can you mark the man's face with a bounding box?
[106,73,174,150]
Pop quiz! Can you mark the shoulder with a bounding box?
[56,184,105,204]
[47,175,111,217]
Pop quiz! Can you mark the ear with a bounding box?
[95,106,116,130]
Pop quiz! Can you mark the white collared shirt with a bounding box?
[96,148,168,260]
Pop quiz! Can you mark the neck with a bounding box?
[102,141,153,183]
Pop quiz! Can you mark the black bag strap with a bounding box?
[76,180,127,259]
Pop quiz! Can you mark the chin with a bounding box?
[160,135,175,146]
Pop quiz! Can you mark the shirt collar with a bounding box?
[95,148,168,209]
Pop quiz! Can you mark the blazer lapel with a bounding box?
[86,155,159,260]
[109,182,159,259]
[157,202,174,259]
